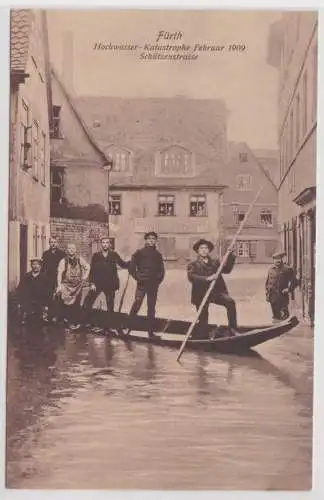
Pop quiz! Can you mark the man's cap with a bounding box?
[144,231,158,240]
[272,251,286,259]
[193,239,214,253]
[30,257,43,264]
[100,236,113,242]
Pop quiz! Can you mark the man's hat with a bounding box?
[144,231,158,240]
[272,251,286,259]
[100,236,113,242]
[30,257,42,264]
[193,239,214,253]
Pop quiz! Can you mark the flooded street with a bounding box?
[6,266,314,490]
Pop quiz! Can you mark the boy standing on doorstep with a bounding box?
[128,231,165,338]
[265,251,297,322]
[56,243,90,330]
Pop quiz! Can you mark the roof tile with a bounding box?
[10,9,32,73]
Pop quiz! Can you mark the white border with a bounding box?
[1,2,323,500]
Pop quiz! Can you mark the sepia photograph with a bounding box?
[6,8,317,491]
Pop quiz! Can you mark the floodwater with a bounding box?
[6,320,313,491]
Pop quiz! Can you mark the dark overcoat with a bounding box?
[187,252,236,306]
[88,251,129,291]
[129,246,165,285]
[265,264,297,303]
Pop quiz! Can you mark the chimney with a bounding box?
[62,30,74,94]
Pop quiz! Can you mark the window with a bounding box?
[32,120,39,180]
[239,152,248,162]
[233,209,246,225]
[190,195,207,217]
[260,209,273,227]
[41,226,47,253]
[51,168,64,203]
[160,149,193,176]
[52,105,62,139]
[236,174,252,191]
[237,241,250,257]
[20,99,31,169]
[108,194,121,215]
[295,93,300,147]
[158,195,175,216]
[40,132,46,185]
[107,150,130,172]
[302,71,308,136]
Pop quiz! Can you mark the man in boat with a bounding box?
[265,251,297,322]
[127,231,165,338]
[187,239,238,337]
[56,243,90,330]
[16,258,48,324]
[83,236,130,314]
[41,235,65,323]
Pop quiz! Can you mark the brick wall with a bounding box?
[50,217,109,263]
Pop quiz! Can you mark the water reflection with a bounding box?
[6,322,313,490]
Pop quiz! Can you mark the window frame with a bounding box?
[52,105,62,139]
[50,168,65,203]
[236,174,252,192]
[260,209,273,228]
[158,194,176,217]
[40,131,46,185]
[189,194,207,217]
[20,98,31,169]
[108,194,122,215]
[32,119,39,181]
[237,241,250,257]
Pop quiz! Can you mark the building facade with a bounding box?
[268,11,317,324]
[221,142,279,263]
[9,9,51,291]
[49,68,111,261]
[76,96,228,265]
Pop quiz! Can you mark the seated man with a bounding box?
[187,239,238,337]
[16,258,48,324]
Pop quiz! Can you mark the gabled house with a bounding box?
[49,68,112,261]
[75,95,229,265]
[9,9,51,290]
[221,142,279,263]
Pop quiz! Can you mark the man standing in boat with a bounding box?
[265,251,297,322]
[41,235,65,323]
[56,243,90,330]
[127,231,165,338]
[187,239,238,336]
[83,236,130,314]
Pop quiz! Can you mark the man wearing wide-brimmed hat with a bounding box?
[187,239,238,336]
[265,250,297,321]
[16,258,48,324]
[128,231,165,338]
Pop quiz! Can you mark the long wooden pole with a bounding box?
[176,183,265,362]
[118,272,130,313]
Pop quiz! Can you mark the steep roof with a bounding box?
[75,95,228,188]
[10,9,31,74]
[51,67,110,165]
[253,148,280,188]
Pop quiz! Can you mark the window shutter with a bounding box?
[250,241,257,258]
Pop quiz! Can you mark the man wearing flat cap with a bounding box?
[128,231,165,338]
[16,258,48,324]
[265,251,297,321]
[187,239,238,336]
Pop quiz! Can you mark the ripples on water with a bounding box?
[6,323,313,490]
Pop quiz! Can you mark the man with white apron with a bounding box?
[56,243,90,330]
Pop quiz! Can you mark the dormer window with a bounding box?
[106,146,131,173]
[156,145,195,177]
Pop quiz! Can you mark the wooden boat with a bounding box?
[83,309,299,354]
